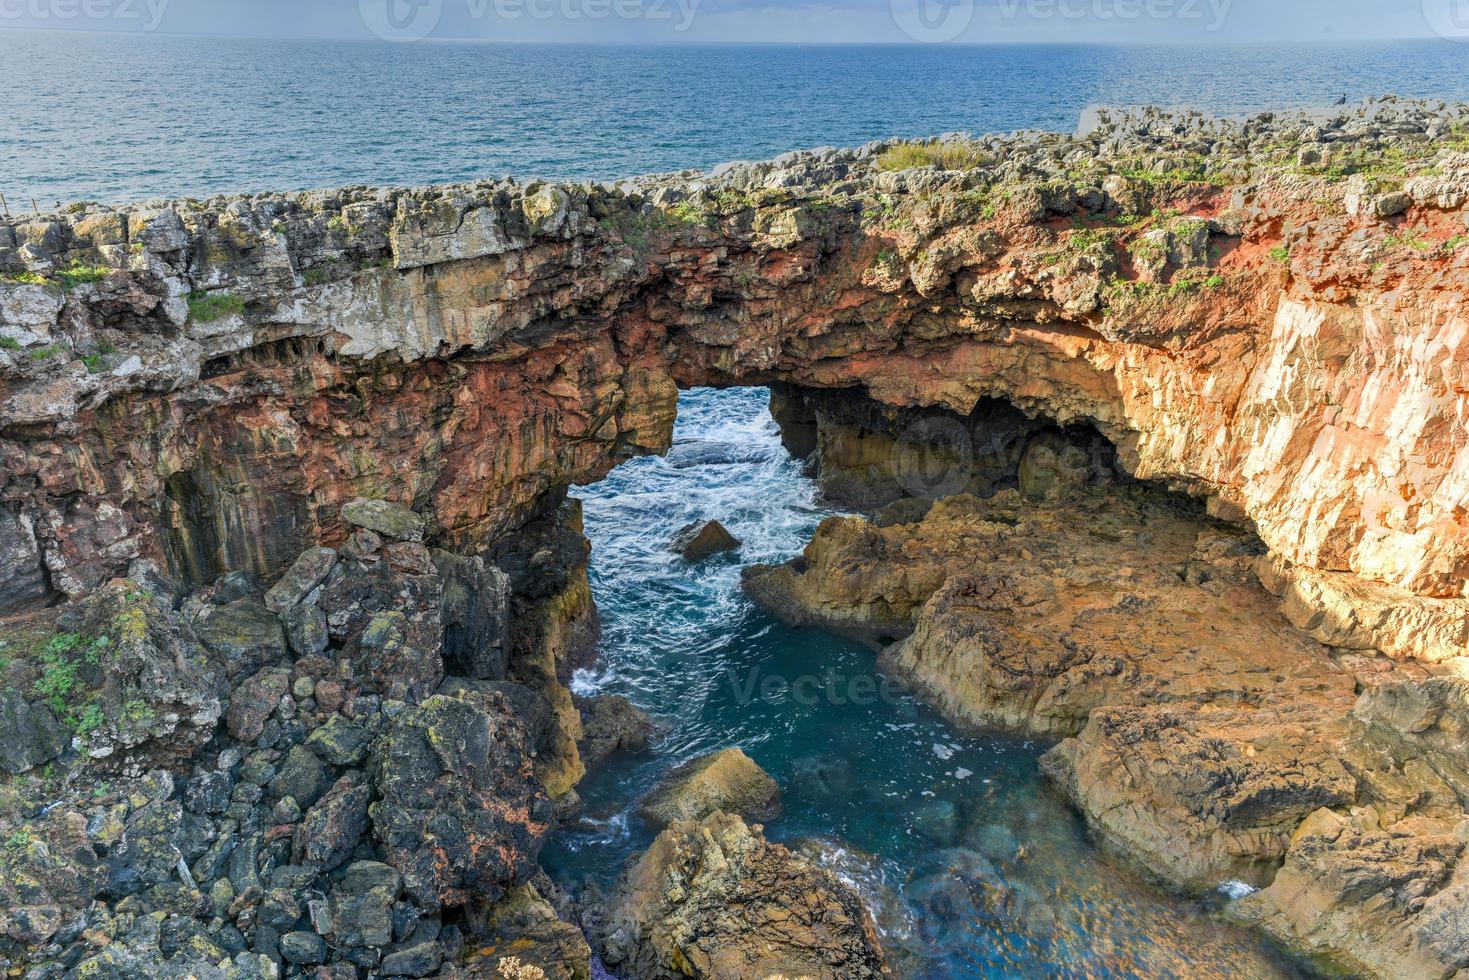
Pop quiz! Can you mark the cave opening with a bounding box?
[543,383,1292,977]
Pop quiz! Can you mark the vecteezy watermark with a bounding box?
[0,0,168,31]
[890,0,1233,42]
[727,665,912,708]
[360,0,699,42]
[1423,0,1469,40]
[890,0,974,42]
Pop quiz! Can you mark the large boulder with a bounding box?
[466,884,592,980]
[189,596,288,681]
[0,687,69,775]
[637,747,781,830]
[263,545,337,613]
[370,692,548,911]
[575,694,656,768]
[341,498,426,542]
[596,811,891,979]
[670,520,741,563]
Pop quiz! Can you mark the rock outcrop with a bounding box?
[7,100,1469,978]
[594,811,892,979]
[637,747,782,830]
[669,520,741,563]
[0,524,586,979]
[4,100,1469,644]
[747,462,1469,976]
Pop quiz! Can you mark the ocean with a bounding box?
[3,32,1469,208]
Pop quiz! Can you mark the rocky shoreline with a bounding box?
[4,98,1469,977]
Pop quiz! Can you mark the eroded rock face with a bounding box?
[4,102,1469,644]
[595,811,892,980]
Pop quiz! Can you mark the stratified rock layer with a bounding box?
[3,100,1469,647]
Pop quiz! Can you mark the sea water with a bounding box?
[5,33,1469,207]
[541,387,1310,979]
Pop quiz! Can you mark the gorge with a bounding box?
[2,98,1469,978]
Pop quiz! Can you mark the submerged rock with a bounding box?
[669,520,741,562]
[595,811,891,979]
[637,747,781,830]
[575,694,656,768]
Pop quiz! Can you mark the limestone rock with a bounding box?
[1041,701,1357,890]
[596,811,891,979]
[670,520,741,562]
[1237,808,1469,978]
[341,498,426,543]
[637,747,781,830]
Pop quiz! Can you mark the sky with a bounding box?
[0,0,1462,45]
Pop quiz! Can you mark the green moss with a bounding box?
[187,292,246,323]
[877,141,991,172]
[1268,245,1291,264]
[55,262,110,290]
[0,336,19,350]
[27,344,62,362]
[2,270,49,286]
[1383,228,1433,252]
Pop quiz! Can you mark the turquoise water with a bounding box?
[542,387,1308,979]
[5,33,1469,207]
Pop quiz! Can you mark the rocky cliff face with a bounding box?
[5,98,1469,978]
[3,100,1469,639]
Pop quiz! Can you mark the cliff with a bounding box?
[3,100,1469,635]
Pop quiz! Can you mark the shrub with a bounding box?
[187,292,246,323]
[56,263,110,290]
[876,141,990,172]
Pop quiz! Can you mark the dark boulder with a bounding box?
[370,693,548,912]
[0,688,70,775]
[575,694,656,768]
[294,772,372,873]
[670,520,742,562]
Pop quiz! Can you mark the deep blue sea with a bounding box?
[3,32,1469,208]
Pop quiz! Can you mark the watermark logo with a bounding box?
[1424,0,1469,40]
[0,0,169,31]
[890,0,974,42]
[893,416,975,501]
[891,0,1233,42]
[360,0,443,41]
[360,0,700,42]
